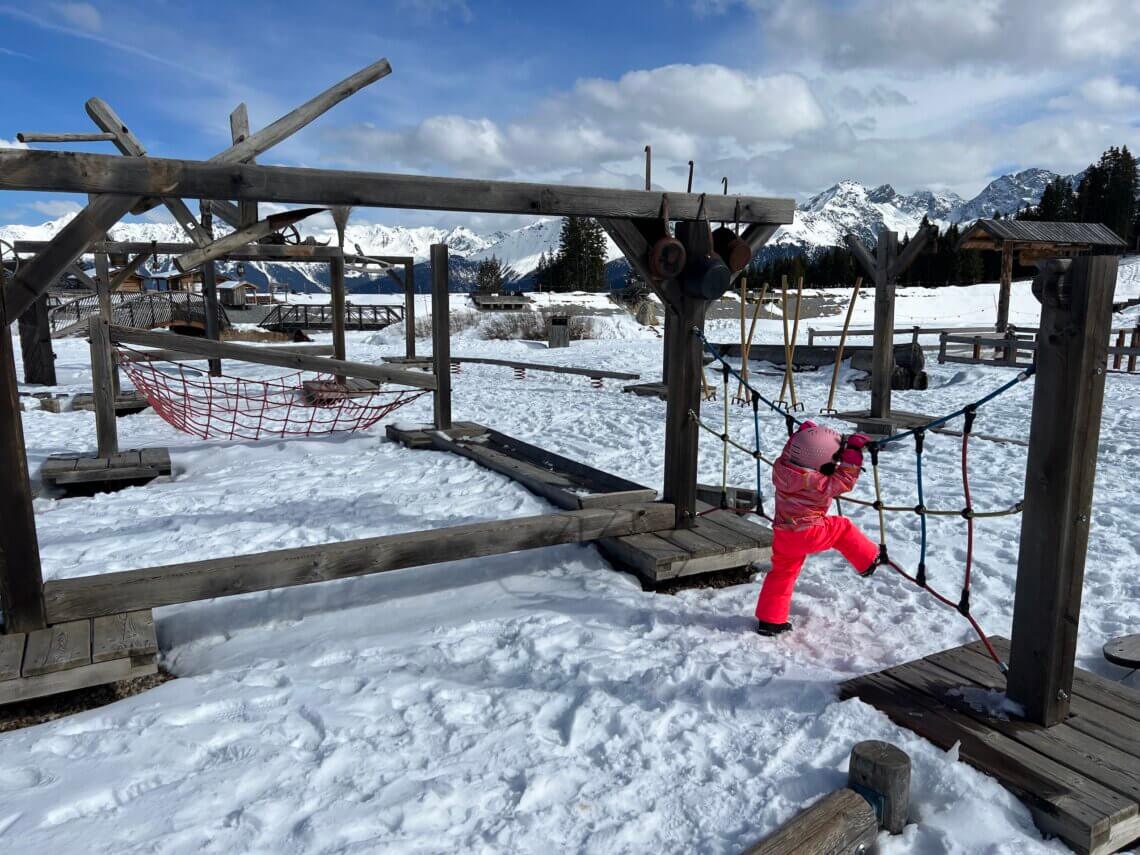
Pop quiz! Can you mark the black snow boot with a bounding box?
[756,620,793,637]
[858,562,877,578]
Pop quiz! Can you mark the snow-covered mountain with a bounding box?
[0,166,1070,290]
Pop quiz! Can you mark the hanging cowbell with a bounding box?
[679,213,731,300]
[712,186,752,273]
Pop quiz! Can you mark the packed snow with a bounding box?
[4,261,1140,853]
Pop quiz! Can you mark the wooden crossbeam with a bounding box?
[17,131,117,143]
[173,208,325,271]
[0,149,796,224]
[107,325,436,389]
[85,97,209,248]
[42,503,674,622]
[109,251,152,291]
[14,239,346,261]
[229,103,258,227]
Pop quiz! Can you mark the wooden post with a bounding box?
[870,230,897,420]
[996,241,1014,332]
[1112,329,1125,370]
[17,294,56,385]
[198,207,222,376]
[329,252,347,384]
[88,316,119,457]
[404,260,416,360]
[1130,326,1139,373]
[93,251,121,397]
[431,244,452,430]
[0,321,48,632]
[660,308,672,384]
[848,740,910,834]
[1007,255,1117,727]
[662,288,705,529]
[938,331,947,364]
[229,103,258,228]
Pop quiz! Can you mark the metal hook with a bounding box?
[644,145,652,192]
[687,161,694,194]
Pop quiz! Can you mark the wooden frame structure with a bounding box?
[0,57,791,651]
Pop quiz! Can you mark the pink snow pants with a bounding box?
[754,516,879,624]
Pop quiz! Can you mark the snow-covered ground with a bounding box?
[5,261,1140,853]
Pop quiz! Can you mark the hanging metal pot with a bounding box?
[679,194,731,300]
[712,183,752,273]
[648,194,686,280]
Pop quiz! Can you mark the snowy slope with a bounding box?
[3,266,1139,853]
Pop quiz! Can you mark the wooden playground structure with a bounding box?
[2,57,1139,855]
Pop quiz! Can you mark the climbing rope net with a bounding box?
[692,328,1035,673]
[117,345,428,441]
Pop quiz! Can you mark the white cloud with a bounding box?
[51,2,101,32]
[326,64,826,180]
[1061,76,1140,110]
[28,199,82,218]
[396,0,472,23]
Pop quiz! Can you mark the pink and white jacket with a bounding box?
[771,455,861,531]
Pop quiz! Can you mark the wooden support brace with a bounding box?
[431,243,452,429]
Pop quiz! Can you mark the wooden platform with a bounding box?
[841,636,1140,854]
[831,408,935,437]
[71,390,151,415]
[386,422,657,510]
[598,504,772,584]
[623,381,667,400]
[41,448,172,492]
[301,378,379,405]
[0,611,158,706]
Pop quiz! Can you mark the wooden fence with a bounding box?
[939,326,1140,374]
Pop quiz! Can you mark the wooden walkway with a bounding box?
[842,636,1140,855]
[389,422,773,583]
[41,448,172,493]
[0,611,158,706]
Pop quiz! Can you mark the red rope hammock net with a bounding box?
[117,346,428,441]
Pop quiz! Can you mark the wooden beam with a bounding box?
[329,253,347,382]
[41,503,675,622]
[0,149,797,225]
[0,317,47,631]
[742,789,877,854]
[115,342,334,364]
[888,224,936,281]
[109,251,152,291]
[67,263,98,291]
[17,131,117,143]
[229,103,258,227]
[88,317,119,456]
[662,284,705,528]
[846,233,877,280]
[997,241,1014,332]
[17,295,56,385]
[870,230,897,420]
[597,216,680,315]
[15,239,346,261]
[431,243,452,429]
[444,356,638,381]
[1007,256,1117,726]
[172,207,325,271]
[107,326,437,389]
[85,97,209,248]
[404,260,416,360]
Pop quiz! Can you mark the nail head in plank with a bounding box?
[93,611,157,663]
[22,620,91,677]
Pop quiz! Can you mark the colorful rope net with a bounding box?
[694,328,1035,673]
[117,346,428,441]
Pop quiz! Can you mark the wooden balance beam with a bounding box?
[42,503,674,623]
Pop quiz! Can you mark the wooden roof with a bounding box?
[959,219,1126,250]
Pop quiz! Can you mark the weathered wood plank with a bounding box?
[17,293,57,386]
[0,656,156,707]
[1105,635,1140,669]
[17,131,118,143]
[43,504,675,622]
[742,788,877,855]
[443,356,639,381]
[0,149,796,225]
[116,343,335,364]
[22,620,91,677]
[0,634,26,681]
[596,532,688,572]
[92,611,157,663]
[107,326,435,390]
[88,317,119,456]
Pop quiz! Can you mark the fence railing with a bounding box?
[938,327,1140,374]
[50,291,229,337]
[259,303,404,331]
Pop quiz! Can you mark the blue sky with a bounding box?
[2,0,1138,228]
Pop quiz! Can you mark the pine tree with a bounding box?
[551,217,607,292]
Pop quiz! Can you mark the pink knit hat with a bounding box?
[784,420,842,471]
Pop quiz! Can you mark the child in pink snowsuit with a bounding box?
[755,421,879,636]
